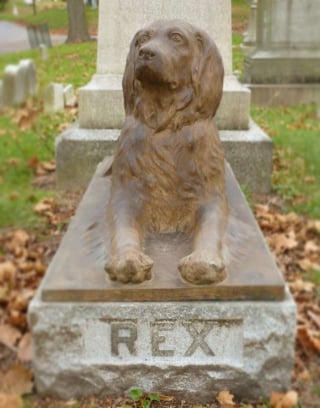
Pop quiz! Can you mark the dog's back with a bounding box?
[112,116,225,234]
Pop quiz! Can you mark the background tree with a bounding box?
[66,0,91,43]
[32,0,36,15]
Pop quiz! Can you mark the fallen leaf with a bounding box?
[307,310,320,329]
[17,333,32,362]
[42,160,56,172]
[304,240,319,254]
[11,230,29,247]
[159,394,174,401]
[304,176,315,184]
[0,324,21,348]
[270,390,298,408]
[0,261,17,283]
[270,231,298,254]
[289,279,315,293]
[216,390,236,406]
[298,258,315,271]
[298,326,320,354]
[0,364,33,395]
[0,393,23,408]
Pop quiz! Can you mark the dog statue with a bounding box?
[105,20,228,285]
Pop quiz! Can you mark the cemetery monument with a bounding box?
[243,0,320,105]
[56,0,273,195]
[29,18,296,401]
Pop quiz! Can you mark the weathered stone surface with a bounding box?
[96,0,232,77]
[221,120,273,194]
[56,120,272,193]
[40,44,49,60]
[29,153,295,401]
[78,0,251,131]
[29,287,296,401]
[43,163,285,302]
[44,83,64,113]
[247,83,320,106]
[79,75,251,131]
[63,84,76,107]
[55,125,118,190]
[243,0,320,84]
[19,59,37,97]
[3,64,25,106]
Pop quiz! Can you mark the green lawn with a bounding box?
[252,104,320,218]
[0,0,98,33]
[0,42,97,228]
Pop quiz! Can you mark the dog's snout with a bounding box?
[138,46,156,60]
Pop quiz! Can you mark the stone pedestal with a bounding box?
[56,120,272,193]
[56,0,273,193]
[243,0,320,106]
[29,163,296,401]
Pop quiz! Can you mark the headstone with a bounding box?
[243,0,257,51]
[29,163,296,401]
[56,0,273,194]
[39,44,49,60]
[13,5,18,15]
[3,65,25,106]
[63,84,76,107]
[243,0,320,106]
[19,59,37,98]
[44,83,64,113]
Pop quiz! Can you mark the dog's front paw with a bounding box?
[105,250,154,283]
[178,250,226,285]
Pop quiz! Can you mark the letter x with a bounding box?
[183,321,215,356]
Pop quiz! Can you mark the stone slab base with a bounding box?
[55,120,272,193]
[243,52,320,84]
[42,163,285,302]
[78,74,250,130]
[246,83,320,107]
[28,288,296,401]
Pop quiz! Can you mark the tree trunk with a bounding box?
[66,0,91,43]
[32,0,37,15]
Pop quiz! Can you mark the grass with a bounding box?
[0,41,97,228]
[251,104,320,219]
[0,0,98,33]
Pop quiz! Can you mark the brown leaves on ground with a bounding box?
[28,156,56,177]
[0,229,46,346]
[0,364,33,395]
[33,195,76,228]
[255,201,320,396]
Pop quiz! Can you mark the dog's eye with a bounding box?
[169,32,184,43]
[137,33,151,46]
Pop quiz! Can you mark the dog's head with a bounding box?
[123,20,224,127]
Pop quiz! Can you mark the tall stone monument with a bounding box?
[30,16,296,403]
[56,0,273,194]
[243,0,320,105]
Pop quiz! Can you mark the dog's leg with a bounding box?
[105,188,153,284]
[178,195,227,285]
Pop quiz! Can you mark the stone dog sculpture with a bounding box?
[105,20,228,285]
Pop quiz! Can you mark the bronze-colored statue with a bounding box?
[104,19,228,285]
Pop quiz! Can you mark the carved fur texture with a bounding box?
[105,20,228,285]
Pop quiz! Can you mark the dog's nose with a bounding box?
[138,46,156,60]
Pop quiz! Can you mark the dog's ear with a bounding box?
[192,30,224,118]
[122,30,143,115]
